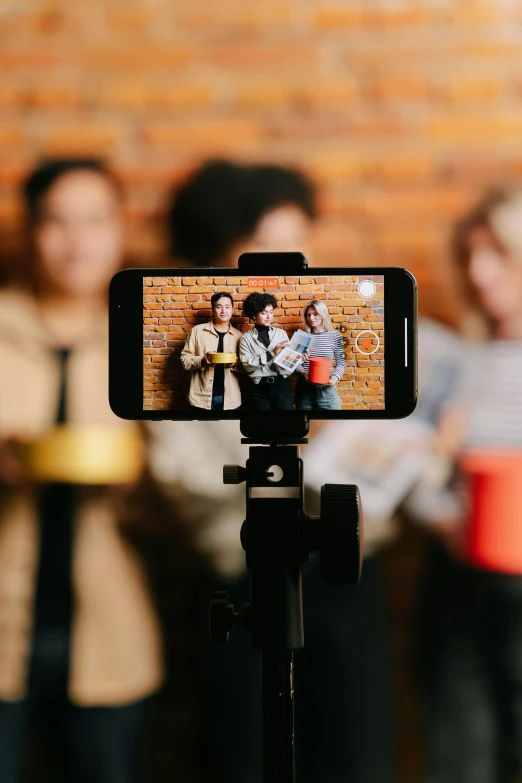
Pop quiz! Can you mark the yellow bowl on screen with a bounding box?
[20,425,144,484]
[208,352,237,364]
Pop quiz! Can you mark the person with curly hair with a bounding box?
[166,159,317,267]
[239,292,293,410]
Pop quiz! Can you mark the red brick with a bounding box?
[210,44,317,68]
[0,128,25,149]
[143,120,260,150]
[165,2,289,31]
[348,115,406,137]
[0,51,58,68]
[445,79,503,101]
[80,47,193,69]
[24,86,79,109]
[0,85,20,108]
[150,85,212,109]
[315,7,430,29]
[446,5,497,24]
[235,83,292,109]
[98,82,212,110]
[428,114,522,141]
[368,157,435,182]
[360,186,474,219]
[372,77,429,102]
[298,80,359,108]
[106,9,154,31]
[42,125,122,155]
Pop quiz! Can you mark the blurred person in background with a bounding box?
[167,158,316,266]
[0,159,167,783]
[149,157,396,783]
[411,187,522,783]
[300,310,463,783]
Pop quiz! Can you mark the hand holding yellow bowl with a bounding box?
[207,352,237,365]
[16,425,144,485]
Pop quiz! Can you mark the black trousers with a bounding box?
[196,554,395,783]
[416,544,522,783]
[250,376,292,411]
[0,630,149,783]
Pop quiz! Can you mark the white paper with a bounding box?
[272,329,314,373]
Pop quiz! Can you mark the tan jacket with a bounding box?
[239,325,292,383]
[180,321,242,410]
[0,287,164,705]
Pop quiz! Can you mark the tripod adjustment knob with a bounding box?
[320,484,363,585]
[209,591,235,643]
[223,465,247,485]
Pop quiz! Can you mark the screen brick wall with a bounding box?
[144,275,384,410]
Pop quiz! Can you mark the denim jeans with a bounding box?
[295,376,341,410]
[211,394,224,411]
[0,628,149,783]
[250,375,292,411]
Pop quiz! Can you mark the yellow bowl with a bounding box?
[19,425,144,485]
[208,352,237,364]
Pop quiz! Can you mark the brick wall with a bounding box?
[2,2,522,324]
[144,274,384,410]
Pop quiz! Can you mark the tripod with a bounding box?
[208,253,363,783]
[210,418,362,783]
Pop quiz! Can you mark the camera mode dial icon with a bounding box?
[354,330,380,355]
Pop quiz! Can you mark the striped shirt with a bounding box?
[458,340,522,450]
[302,329,346,382]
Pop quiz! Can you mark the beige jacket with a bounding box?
[180,321,242,410]
[0,287,164,705]
[239,325,292,383]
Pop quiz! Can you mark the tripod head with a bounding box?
[210,419,363,648]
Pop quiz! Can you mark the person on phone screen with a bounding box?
[181,291,242,412]
[239,292,293,411]
[296,299,345,410]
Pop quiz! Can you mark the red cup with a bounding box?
[460,450,522,573]
[308,357,330,384]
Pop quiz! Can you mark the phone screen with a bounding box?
[143,273,384,413]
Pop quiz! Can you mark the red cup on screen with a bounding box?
[308,357,330,384]
[460,450,522,573]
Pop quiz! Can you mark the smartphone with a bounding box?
[109,266,417,420]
